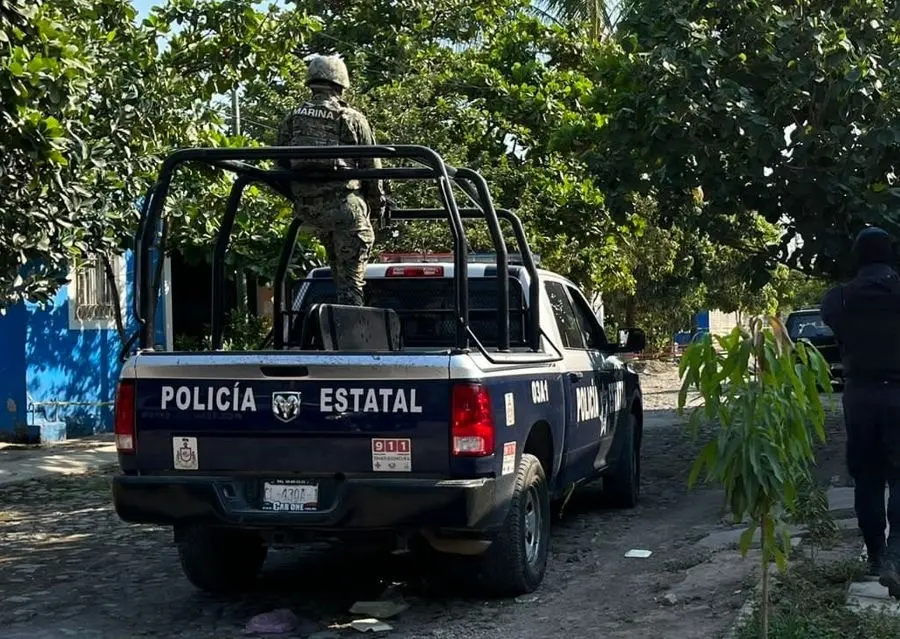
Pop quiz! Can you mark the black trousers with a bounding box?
[843,381,900,559]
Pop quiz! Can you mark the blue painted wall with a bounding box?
[0,305,28,431]
[0,251,168,436]
[695,310,710,331]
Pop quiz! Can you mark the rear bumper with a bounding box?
[112,473,511,532]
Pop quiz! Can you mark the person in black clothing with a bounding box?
[821,226,900,597]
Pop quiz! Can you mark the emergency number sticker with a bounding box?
[502,442,517,475]
[371,438,412,472]
[173,437,199,471]
[505,392,515,427]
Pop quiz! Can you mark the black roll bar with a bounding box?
[273,219,303,350]
[132,185,157,328]
[135,145,540,357]
[209,159,439,186]
[139,145,464,348]
[454,169,509,352]
[210,176,252,350]
[139,164,176,347]
[435,176,470,349]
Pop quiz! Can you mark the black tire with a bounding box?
[476,453,550,596]
[177,526,268,594]
[603,411,640,509]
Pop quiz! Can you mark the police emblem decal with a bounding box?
[173,437,199,471]
[272,392,302,423]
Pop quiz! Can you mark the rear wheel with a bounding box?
[177,525,268,593]
[603,411,641,508]
[475,453,550,596]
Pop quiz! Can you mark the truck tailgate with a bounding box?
[130,352,452,476]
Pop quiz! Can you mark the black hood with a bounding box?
[854,227,893,268]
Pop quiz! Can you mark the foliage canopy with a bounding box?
[5,0,895,344]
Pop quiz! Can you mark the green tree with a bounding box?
[572,0,900,281]
[0,0,323,316]
[238,0,635,296]
[0,0,232,310]
[601,195,785,350]
[540,0,620,38]
[134,0,321,283]
[765,267,834,316]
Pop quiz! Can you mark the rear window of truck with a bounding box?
[290,276,526,349]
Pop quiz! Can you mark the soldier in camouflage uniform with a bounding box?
[276,55,385,306]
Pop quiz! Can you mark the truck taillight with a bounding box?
[385,265,444,277]
[114,380,136,454]
[451,383,495,457]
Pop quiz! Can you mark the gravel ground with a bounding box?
[0,364,848,639]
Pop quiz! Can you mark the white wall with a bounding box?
[707,309,743,336]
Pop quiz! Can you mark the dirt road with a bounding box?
[0,364,770,639]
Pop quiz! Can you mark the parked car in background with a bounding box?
[784,308,842,387]
[672,329,708,360]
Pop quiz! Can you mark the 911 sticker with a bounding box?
[173,437,198,471]
[501,442,516,475]
[371,438,412,472]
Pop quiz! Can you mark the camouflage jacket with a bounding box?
[276,91,385,217]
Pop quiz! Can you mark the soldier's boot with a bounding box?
[866,539,886,577]
[880,558,900,599]
[885,480,900,596]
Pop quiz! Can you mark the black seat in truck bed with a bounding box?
[298,303,403,351]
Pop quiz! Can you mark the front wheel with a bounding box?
[475,453,550,596]
[177,525,268,593]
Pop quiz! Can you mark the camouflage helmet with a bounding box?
[306,55,350,90]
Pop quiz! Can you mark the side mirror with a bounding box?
[617,327,646,353]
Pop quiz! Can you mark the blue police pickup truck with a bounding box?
[111,145,646,597]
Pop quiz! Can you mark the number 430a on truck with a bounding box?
[112,145,647,597]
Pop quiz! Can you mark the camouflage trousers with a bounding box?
[293,189,374,306]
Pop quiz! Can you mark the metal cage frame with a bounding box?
[132,145,551,363]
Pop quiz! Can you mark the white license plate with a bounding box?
[262,480,318,512]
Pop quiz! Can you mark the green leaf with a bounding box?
[738,524,757,556]
[688,440,717,488]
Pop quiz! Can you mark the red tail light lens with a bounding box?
[451,383,495,457]
[114,380,136,453]
[385,265,445,277]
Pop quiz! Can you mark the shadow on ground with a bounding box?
[0,407,760,639]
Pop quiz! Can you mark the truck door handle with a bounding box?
[568,371,584,382]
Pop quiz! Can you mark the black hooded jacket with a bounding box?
[821,228,900,381]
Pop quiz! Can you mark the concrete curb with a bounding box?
[0,461,117,487]
[725,536,888,638]
[0,443,117,487]
[722,564,773,639]
[722,590,758,639]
